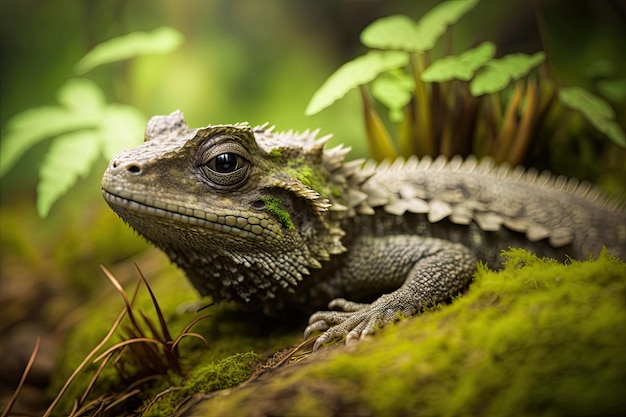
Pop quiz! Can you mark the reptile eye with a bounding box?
[197,140,252,189]
[208,153,242,173]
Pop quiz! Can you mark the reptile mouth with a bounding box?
[101,189,266,240]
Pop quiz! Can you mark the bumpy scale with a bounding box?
[102,111,626,350]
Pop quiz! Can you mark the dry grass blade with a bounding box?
[93,337,168,363]
[80,352,113,404]
[44,264,214,416]
[171,314,211,349]
[273,336,317,368]
[139,310,167,344]
[172,332,208,350]
[43,299,128,417]
[135,263,174,343]
[1,336,40,417]
[102,264,142,330]
[69,395,107,417]
[176,314,211,341]
[195,301,215,313]
[103,388,142,413]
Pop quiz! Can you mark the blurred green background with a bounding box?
[2,0,625,203]
[0,0,624,410]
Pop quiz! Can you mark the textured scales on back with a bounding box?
[358,154,625,259]
[102,111,626,350]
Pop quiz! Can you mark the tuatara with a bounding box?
[102,111,626,350]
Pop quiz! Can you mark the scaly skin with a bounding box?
[102,111,626,350]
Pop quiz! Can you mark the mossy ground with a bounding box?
[48,249,625,416]
[195,249,626,417]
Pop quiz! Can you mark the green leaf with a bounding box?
[75,27,184,74]
[57,78,105,118]
[595,121,626,147]
[361,0,479,52]
[421,42,496,82]
[559,86,625,147]
[596,78,626,103]
[559,86,614,122]
[470,52,545,96]
[0,107,93,177]
[306,50,408,116]
[469,65,510,96]
[497,52,546,80]
[371,71,415,123]
[100,104,147,159]
[360,15,421,52]
[37,130,102,217]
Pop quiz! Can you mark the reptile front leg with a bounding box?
[304,236,477,350]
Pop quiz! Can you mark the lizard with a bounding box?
[101,110,626,350]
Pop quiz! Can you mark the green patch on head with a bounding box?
[267,148,283,162]
[263,197,295,229]
[286,165,327,192]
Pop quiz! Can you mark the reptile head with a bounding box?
[102,111,360,305]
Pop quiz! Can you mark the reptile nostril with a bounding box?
[127,164,142,174]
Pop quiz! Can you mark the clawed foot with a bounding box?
[304,293,416,351]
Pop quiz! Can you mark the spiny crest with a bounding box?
[194,122,255,143]
[252,124,334,165]
[368,154,624,211]
[358,154,625,248]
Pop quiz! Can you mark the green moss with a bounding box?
[267,148,283,162]
[263,197,295,229]
[285,161,349,201]
[183,352,257,394]
[139,352,257,416]
[200,250,626,416]
[286,165,326,192]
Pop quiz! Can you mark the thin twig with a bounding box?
[1,336,40,417]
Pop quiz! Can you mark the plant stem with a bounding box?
[410,53,434,156]
[494,82,524,163]
[509,76,539,165]
[359,86,396,160]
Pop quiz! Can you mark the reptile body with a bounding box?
[102,111,626,349]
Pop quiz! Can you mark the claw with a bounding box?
[305,290,417,351]
[346,329,361,344]
[313,338,324,352]
[303,320,330,339]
